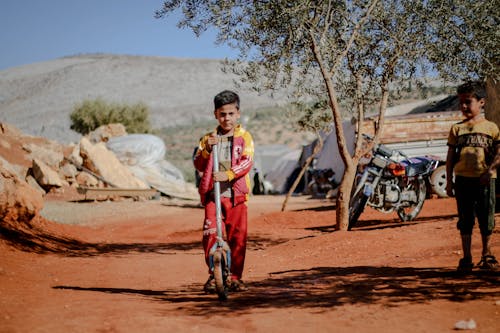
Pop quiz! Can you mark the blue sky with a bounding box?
[0,0,238,70]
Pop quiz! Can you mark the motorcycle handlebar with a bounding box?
[362,134,409,160]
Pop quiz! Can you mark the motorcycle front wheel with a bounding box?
[348,189,369,231]
[397,178,427,222]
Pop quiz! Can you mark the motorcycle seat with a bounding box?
[401,157,433,177]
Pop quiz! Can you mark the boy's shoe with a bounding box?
[229,279,248,292]
[457,257,474,273]
[203,275,216,294]
[477,255,499,271]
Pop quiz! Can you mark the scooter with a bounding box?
[208,140,232,301]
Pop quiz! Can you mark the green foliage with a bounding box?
[424,0,499,82]
[156,1,496,228]
[156,1,496,116]
[70,98,152,135]
[289,100,333,133]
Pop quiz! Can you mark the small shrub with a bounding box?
[70,98,152,135]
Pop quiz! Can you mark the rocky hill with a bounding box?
[0,54,290,144]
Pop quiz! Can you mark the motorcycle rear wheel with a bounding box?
[397,178,427,222]
[430,165,448,198]
[213,249,229,301]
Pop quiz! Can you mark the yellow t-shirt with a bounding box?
[447,119,500,178]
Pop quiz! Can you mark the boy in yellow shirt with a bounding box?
[446,81,500,272]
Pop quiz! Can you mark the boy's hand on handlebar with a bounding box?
[206,133,218,152]
[213,171,229,182]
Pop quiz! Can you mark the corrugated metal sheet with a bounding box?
[362,111,462,144]
[385,139,448,160]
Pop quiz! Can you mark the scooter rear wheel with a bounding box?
[213,249,229,301]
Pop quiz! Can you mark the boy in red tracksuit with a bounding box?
[193,90,254,292]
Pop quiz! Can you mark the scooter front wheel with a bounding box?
[213,248,229,301]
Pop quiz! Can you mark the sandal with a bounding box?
[477,255,499,271]
[203,275,216,294]
[229,279,248,292]
[457,257,474,273]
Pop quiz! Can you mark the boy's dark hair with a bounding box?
[214,90,240,110]
[457,81,487,100]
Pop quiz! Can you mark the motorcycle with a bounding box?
[307,168,339,199]
[348,136,440,230]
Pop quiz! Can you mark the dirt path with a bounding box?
[1,195,499,333]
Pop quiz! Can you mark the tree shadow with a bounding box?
[0,224,200,256]
[0,221,287,257]
[353,214,458,231]
[295,203,337,212]
[53,265,500,316]
[304,214,459,233]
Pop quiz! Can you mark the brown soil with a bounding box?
[1,192,499,333]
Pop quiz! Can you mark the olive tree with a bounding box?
[155,1,486,230]
[424,0,499,125]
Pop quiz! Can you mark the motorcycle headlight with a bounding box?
[372,156,388,168]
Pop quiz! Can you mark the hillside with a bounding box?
[0,54,290,144]
[1,54,461,182]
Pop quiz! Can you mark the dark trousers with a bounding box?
[455,176,496,235]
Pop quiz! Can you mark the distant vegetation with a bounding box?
[70,98,152,135]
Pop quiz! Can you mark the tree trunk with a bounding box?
[485,78,499,127]
[335,160,357,231]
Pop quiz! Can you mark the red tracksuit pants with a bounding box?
[203,197,248,280]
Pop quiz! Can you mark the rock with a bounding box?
[68,143,83,166]
[88,123,127,143]
[75,172,99,187]
[454,319,477,330]
[59,161,78,179]
[0,155,26,180]
[0,123,23,137]
[79,137,148,189]
[0,158,44,222]
[22,142,64,168]
[32,158,64,188]
[25,174,46,195]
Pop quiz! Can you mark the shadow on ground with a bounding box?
[53,265,500,315]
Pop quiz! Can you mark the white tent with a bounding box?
[301,120,356,184]
[253,144,305,194]
[106,134,198,200]
[264,149,302,194]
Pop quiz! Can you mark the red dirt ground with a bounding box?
[1,191,499,333]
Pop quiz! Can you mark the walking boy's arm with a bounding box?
[487,144,500,175]
[445,146,456,197]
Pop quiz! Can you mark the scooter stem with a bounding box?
[212,140,223,241]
